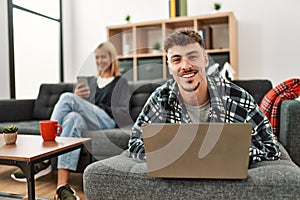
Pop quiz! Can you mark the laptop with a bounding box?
[142,123,252,179]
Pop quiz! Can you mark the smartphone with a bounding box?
[77,76,88,86]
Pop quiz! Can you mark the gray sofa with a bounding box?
[82,79,300,200]
[1,78,300,199]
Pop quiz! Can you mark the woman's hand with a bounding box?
[74,83,91,99]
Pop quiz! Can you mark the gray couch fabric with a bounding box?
[280,100,300,166]
[0,120,40,135]
[83,143,300,200]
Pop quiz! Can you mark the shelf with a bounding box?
[206,48,230,53]
[136,53,165,58]
[117,55,134,59]
[107,12,238,80]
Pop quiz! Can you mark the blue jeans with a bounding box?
[51,92,116,171]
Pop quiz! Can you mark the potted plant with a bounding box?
[152,42,161,54]
[125,15,131,23]
[213,3,221,13]
[2,125,18,145]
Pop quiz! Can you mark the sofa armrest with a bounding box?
[0,99,35,122]
[279,99,300,166]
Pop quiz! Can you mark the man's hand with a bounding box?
[74,83,91,99]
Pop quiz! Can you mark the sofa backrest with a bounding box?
[232,79,272,104]
[128,79,166,122]
[32,79,272,122]
[33,83,74,120]
[127,79,272,122]
[32,80,166,121]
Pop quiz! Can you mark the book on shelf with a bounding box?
[210,24,229,49]
[198,25,212,49]
[169,0,187,18]
[122,31,133,55]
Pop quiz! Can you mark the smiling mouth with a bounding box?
[180,71,198,79]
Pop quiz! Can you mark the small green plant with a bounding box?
[152,42,161,50]
[2,125,18,133]
[214,3,221,11]
[125,15,131,23]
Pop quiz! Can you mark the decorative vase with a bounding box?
[152,49,161,54]
[3,132,18,145]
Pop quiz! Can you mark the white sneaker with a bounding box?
[11,160,52,182]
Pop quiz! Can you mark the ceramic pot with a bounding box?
[152,49,161,54]
[3,132,18,145]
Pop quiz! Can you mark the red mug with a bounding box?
[39,120,63,141]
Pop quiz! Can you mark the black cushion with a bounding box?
[232,79,272,104]
[32,83,74,119]
[128,79,166,122]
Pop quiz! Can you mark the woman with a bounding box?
[53,41,131,200]
[12,41,131,200]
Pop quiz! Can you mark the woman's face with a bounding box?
[95,48,112,75]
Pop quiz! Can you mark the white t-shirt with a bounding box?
[97,76,115,89]
[184,100,210,123]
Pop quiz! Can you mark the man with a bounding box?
[128,29,280,164]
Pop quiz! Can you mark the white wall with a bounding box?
[65,0,300,86]
[0,0,10,99]
[63,0,169,82]
[1,0,300,99]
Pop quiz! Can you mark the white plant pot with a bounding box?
[152,49,161,54]
[3,132,18,145]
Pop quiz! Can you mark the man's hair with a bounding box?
[96,41,121,77]
[164,29,205,52]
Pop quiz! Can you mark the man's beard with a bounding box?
[181,81,200,92]
[178,68,201,92]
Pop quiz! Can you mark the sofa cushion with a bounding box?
[0,100,35,122]
[0,120,40,135]
[128,79,166,121]
[232,79,272,104]
[82,126,131,161]
[83,143,300,200]
[32,83,74,120]
[32,79,166,122]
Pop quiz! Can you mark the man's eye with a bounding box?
[188,55,198,60]
[171,58,181,64]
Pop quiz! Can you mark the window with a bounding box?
[7,0,63,99]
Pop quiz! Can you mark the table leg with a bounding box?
[17,162,36,200]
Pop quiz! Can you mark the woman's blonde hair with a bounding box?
[96,41,121,77]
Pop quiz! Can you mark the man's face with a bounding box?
[167,42,208,92]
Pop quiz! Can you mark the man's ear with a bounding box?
[167,59,173,75]
[204,52,209,67]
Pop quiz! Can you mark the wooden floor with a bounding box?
[0,165,86,199]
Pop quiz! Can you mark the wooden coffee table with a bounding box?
[0,134,91,200]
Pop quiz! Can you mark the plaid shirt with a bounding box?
[128,76,281,164]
